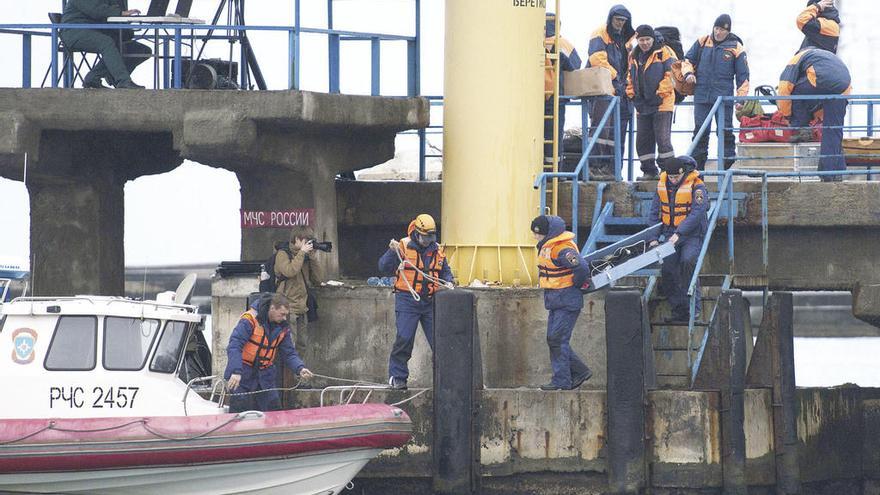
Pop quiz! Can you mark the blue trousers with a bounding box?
[692,101,736,170]
[588,96,633,171]
[228,375,282,413]
[388,298,434,381]
[661,234,703,319]
[547,308,590,388]
[791,82,848,172]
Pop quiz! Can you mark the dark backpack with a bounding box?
[654,26,687,104]
[259,246,292,293]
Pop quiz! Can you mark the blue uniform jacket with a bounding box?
[586,4,635,97]
[379,239,454,311]
[626,42,677,114]
[684,34,749,104]
[650,175,710,239]
[797,2,840,54]
[538,216,588,311]
[224,301,305,391]
[777,48,851,118]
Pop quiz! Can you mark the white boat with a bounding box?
[0,277,411,495]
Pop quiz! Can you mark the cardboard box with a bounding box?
[563,67,614,97]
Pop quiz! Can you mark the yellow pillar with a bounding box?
[442,0,545,286]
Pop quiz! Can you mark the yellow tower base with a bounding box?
[442,0,546,286]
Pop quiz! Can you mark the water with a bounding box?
[794,337,880,387]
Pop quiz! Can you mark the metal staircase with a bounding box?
[580,185,750,388]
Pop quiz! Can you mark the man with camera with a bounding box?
[274,225,325,352]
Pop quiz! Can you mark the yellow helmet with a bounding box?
[409,213,437,236]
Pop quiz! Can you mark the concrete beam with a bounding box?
[0,89,428,292]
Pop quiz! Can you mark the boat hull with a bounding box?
[0,404,411,495]
[0,449,381,495]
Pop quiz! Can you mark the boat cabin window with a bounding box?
[44,316,98,371]
[150,321,188,373]
[103,317,160,371]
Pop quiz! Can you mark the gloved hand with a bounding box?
[388,239,400,251]
[648,240,659,248]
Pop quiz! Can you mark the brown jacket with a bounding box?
[274,244,322,316]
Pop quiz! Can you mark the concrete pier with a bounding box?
[0,89,428,295]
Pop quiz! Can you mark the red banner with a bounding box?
[240,209,314,228]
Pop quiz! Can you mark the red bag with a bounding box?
[810,118,823,141]
[739,115,772,143]
[768,112,794,143]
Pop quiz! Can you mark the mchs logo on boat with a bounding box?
[11,328,37,365]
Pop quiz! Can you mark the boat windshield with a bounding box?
[104,317,160,371]
[150,321,188,373]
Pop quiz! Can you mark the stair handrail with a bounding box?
[685,169,735,373]
[534,95,621,244]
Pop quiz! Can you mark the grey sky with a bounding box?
[0,0,875,265]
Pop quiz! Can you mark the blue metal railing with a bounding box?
[533,96,622,245]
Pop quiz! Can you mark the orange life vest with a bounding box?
[239,310,289,369]
[393,237,447,297]
[658,171,704,227]
[537,232,578,289]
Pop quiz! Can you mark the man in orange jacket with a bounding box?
[532,215,592,390]
[224,294,313,412]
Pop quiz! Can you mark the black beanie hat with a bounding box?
[662,156,697,175]
[714,14,731,31]
[530,216,550,235]
[635,24,654,39]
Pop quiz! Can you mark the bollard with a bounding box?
[605,290,646,494]
[721,290,747,495]
[772,292,800,494]
[433,289,480,495]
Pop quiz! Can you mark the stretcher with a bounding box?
[582,223,676,291]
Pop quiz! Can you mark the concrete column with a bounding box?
[28,175,125,297]
[237,166,339,279]
[433,289,481,495]
[605,290,646,494]
[720,290,747,495]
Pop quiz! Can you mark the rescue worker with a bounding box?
[627,25,677,180]
[532,215,592,391]
[682,14,750,170]
[777,48,851,181]
[60,0,151,89]
[224,294,313,413]
[585,4,635,180]
[648,156,709,322]
[544,13,582,166]
[379,214,454,390]
[797,0,840,54]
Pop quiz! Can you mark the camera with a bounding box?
[308,238,333,253]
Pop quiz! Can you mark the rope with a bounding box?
[393,240,454,302]
[142,415,242,441]
[1,373,428,445]
[390,388,430,407]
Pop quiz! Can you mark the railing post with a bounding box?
[761,174,769,306]
[288,29,294,89]
[628,111,635,180]
[572,176,580,245]
[370,37,380,96]
[328,34,340,93]
[869,102,875,137]
[407,39,417,97]
[717,98,726,171]
[581,98,589,182]
[50,26,58,88]
[293,0,301,90]
[22,33,31,89]
[539,178,548,214]
[728,170,734,271]
[414,0,421,95]
[614,96,622,181]
[163,34,170,89]
[173,28,182,89]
